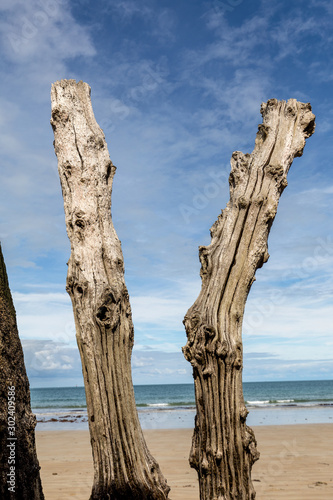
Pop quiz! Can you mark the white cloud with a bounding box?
[132,356,154,368]
[0,0,95,63]
[22,339,82,378]
[243,355,333,382]
[131,295,190,330]
[244,291,332,338]
[13,291,76,345]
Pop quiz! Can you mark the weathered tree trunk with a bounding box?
[182,99,315,499]
[51,79,170,500]
[0,244,44,500]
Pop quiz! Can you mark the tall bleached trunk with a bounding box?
[0,244,44,500]
[51,79,169,500]
[182,99,315,499]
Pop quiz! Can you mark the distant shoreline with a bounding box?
[34,403,333,431]
[31,380,333,430]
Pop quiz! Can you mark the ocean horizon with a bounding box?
[31,379,333,430]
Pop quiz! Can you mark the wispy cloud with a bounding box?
[0,0,95,63]
[108,1,176,43]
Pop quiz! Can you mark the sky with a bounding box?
[0,0,332,388]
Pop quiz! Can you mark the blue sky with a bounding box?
[0,0,332,387]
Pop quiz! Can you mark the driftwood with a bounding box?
[0,244,44,500]
[51,79,169,499]
[183,99,315,499]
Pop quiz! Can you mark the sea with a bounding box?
[31,380,333,430]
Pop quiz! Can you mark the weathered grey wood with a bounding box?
[182,99,315,499]
[51,79,169,500]
[0,244,44,500]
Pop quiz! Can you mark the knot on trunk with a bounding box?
[256,123,270,144]
[240,405,249,422]
[215,341,228,359]
[199,246,212,280]
[210,210,224,239]
[21,411,37,431]
[223,342,243,369]
[61,161,72,180]
[50,105,69,130]
[243,426,260,464]
[183,315,217,369]
[263,199,278,223]
[265,164,285,179]
[200,457,210,475]
[183,310,202,348]
[95,289,119,329]
[229,151,251,196]
[66,277,89,299]
[299,104,316,138]
[260,98,279,117]
[67,210,88,241]
[105,160,116,183]
[74,210,86,229]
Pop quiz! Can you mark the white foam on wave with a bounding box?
[247,400,270,405]
[148,403,169,407]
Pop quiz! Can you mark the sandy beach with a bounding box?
[35,424,333,499]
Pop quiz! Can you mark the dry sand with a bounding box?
[36,424,333,499]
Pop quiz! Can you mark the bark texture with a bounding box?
[51,79,170,500]
[182,99,315,500]
[0,244,44,500]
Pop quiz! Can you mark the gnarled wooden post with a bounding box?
[182,99,315,499]
[0,244,44,500]
[51,80,169,500]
